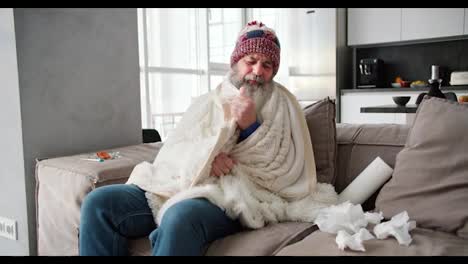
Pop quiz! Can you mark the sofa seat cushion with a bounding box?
[275,228,468,256]
[129,222,316,256]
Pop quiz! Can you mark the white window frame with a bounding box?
[139,8,209,132]
[206,8,248,87]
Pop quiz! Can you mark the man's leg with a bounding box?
[79,184,156,256]
[149,198,243,256]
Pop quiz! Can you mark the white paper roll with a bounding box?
[338,157,393,205]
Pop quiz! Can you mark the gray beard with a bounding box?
[228,69,273,119]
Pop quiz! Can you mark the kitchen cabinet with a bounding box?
[347,8,401,46]
[341,92,411,124]
[401,8,465,41]
[465,8,468,34]
[340,90,468,124]
[348,8,467,46]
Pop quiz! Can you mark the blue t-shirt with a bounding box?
[238,121,261,143]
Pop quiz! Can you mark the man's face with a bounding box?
[234,53,274,87]
[229,53,275,115]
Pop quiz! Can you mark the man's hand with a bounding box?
[210,152,237,177]
[231,87,257,130]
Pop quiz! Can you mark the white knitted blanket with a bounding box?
[126,78,338,229]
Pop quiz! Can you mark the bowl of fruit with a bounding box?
[459,95,468,104]
[393,76,411,88]
[410,80,428,88]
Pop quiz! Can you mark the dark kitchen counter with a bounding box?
[341,85,468,95]
[361,104,418,113]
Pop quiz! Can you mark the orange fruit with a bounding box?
[459,95,468,103]
[96,151,111,160]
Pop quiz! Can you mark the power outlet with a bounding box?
[0,216,17,240]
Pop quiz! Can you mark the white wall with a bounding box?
[0,8,29,255]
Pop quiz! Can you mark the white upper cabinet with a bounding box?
[348,8,401,45]
[465,8,468,34]
[401,8,465,41]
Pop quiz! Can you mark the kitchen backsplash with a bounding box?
[355,38,468,88]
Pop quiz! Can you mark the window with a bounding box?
[139,8,243,140]
[207,8,243,96]
[138,8,208,139]
[208,8,242,64]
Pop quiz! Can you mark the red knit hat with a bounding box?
[230,21,281,76]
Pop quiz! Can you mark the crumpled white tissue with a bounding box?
[315,202,417,251]
[373,211,417,246]
[336,228,375,252]
[365,211,384,225]
[315,201,369,234]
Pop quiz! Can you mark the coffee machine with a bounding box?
[358,58,385,88]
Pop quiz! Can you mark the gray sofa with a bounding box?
[35,122,468,256]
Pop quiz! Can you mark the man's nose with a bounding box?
[252,63,264,76]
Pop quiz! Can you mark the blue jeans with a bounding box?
[79,184,242,256]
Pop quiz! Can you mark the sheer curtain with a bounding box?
[207,8,243,90]
[138,8,208,139]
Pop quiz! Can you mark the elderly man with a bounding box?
[79,21,337,256]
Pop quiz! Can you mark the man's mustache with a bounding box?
[244,74,265,84]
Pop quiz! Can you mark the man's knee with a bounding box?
[154,199,214,247]
[81,186,115,218]
[160,199,212,233]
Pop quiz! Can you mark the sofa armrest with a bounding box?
[36,142,162,256]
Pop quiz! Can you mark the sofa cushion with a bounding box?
[335,123,409,211]
[303,97,337,184]
[128,222,316,256]
[275,227,468,256]
[375,97,468,237]
[205,222,316,256]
